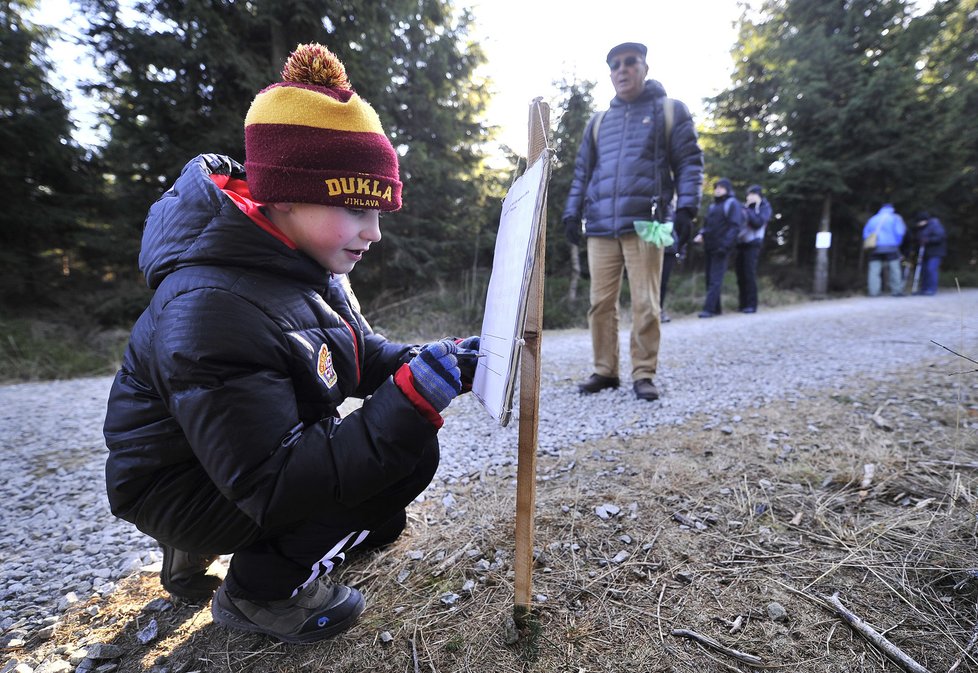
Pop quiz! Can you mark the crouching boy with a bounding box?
[103,43,479,644]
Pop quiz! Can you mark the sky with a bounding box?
[35,0,746,156]
[466,0,745,153]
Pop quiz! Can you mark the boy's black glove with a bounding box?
[454,336,481,390]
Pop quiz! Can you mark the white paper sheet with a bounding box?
[471,152,552,426]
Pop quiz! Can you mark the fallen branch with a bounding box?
[820,593,931,673]
[670,628,764,666]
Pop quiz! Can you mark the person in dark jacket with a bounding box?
[562,41,703,401]
[102,44,479,644]
[733,184,773,313]
[693,178,742,317]
[912,211,947,295]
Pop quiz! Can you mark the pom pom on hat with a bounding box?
[244,43,402,211]
[280,43,351,89]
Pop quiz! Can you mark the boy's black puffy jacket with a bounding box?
[562,80,704,237]
[103,154,432,533]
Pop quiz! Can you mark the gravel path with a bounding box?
[2,290,976,641]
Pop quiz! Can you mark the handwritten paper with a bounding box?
[471,153,551,425]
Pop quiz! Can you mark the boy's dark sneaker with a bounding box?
[211,578,365,644]
[160,544,222,602]
[577,373,620,394]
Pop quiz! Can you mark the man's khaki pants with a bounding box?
[587,233,663,381]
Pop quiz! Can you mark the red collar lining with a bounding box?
[209,174,296,250]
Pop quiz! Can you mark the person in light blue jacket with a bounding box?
[862,203,906,297]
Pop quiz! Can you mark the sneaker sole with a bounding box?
[211,588,366,644]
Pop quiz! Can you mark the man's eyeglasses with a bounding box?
[609,56,642,71]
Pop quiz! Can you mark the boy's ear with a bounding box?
[268,202,295,213]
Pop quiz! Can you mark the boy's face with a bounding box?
[270,204,381,274]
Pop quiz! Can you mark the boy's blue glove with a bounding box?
[408,340,462,412]
[454,335,481,389]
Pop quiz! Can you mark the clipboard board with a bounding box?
[470,149,552,426]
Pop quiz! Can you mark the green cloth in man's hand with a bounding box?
[633,219,674,248]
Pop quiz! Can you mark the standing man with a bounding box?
[694,178,742,318]
[912,211,947,295]
[563,41,703,401]
[733,184,772,313]
[863,203,906,297]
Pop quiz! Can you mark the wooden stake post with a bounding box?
[514,98,550,614]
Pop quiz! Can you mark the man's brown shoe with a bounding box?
[633,378,659,401]
[577,373,620,394]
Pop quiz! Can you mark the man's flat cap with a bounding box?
[606,42,648,63]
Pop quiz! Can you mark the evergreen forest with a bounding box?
[2,0,976,334]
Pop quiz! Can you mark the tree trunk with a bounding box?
[813,194,831,297]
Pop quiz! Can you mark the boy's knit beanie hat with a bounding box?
[244,43,402,211]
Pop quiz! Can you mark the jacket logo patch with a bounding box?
[317,344,338,388]
[642,116,652,124]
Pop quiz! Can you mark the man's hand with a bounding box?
[564,217,582,246]
[673,208,695,246]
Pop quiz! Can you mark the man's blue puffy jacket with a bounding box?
[562,80,704,238]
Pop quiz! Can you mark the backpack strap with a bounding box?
[590,110,606,146]
[663,97,675,149]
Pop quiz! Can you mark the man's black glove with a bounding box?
[564,217,582,246]
[673,208,695,248]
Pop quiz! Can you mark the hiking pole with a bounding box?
[911,244,924,295]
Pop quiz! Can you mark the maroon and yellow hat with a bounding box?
[245,43,402,211]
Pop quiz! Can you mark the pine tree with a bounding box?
[82,0,500,300]
[706,0,928,288]
[0,0,93,304]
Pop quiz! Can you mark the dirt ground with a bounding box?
[10,360,978,673]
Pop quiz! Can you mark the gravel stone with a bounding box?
[1,292,974,632]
